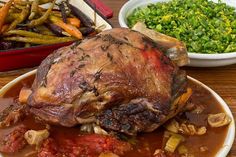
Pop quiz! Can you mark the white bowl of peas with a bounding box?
[119,0,236,67]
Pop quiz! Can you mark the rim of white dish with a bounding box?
[0,70,235,157]
[118,0,236,60]
[188,52,236,59]
[187,76,235,157]
[0,69,36,97]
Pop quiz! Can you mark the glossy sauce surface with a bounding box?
[0,75,229,157]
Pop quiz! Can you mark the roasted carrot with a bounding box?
[68,3,94,27]
[49,16,82,39]
[67,17,81,28]
[0,24,9,34]
[0,0,14,33]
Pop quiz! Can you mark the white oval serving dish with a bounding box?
[119,0,236,67]
[0,70,235,157]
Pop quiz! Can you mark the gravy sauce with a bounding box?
[0,75,229,157]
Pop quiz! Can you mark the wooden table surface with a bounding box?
[0,0,236,156]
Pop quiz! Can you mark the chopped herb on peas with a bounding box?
[127,0,236,54]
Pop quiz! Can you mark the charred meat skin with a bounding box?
[98,98,167,135]
[28,28,187,135]
[0,101,27,128]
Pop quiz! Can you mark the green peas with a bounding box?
[127,0,236,53]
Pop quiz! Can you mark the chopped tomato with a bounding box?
[37,138,59,157]
[0,125,27,153]
[38,134,132,157]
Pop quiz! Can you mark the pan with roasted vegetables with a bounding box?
[0,0,112,71]
[0,0,103,51]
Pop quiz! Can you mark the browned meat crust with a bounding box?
[0,101,27,128]
[28,28,187,135]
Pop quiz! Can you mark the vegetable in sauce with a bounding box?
[0,75,231,157]
[164,133,184,153]
[24,129,49,146]
[208,113,232,127]
[127,0,236,53]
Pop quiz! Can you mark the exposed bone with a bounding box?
[197,126,207,135]
[132,22,189,66]
[80,123,108,135]
[80,123,94,133]
[208,113,231,127]
[94,125,108,135]
[179,123,206,136]
[165,119,179,133]
[24,129,49,146]
[165,119,206,136]
[19,87,32,104]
